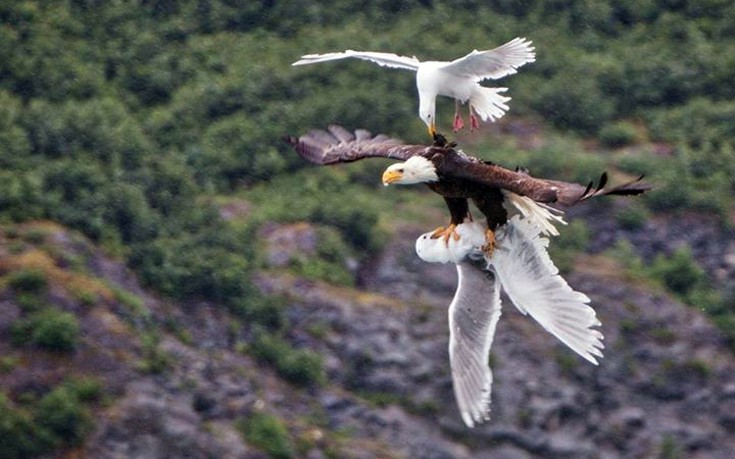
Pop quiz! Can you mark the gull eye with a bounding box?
[396,168,404,173]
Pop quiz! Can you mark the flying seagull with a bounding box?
[415,218,603,427]
[292,38,536,136]
[286,126,650,252]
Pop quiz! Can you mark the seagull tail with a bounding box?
[470,86,511,123]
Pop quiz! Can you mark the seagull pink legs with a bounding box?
[469,106,480,130]
[453,100,464,132]
[453,101,481,132]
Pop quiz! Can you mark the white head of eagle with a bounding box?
[382,156,439,186]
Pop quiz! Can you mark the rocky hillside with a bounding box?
[1,207,734,459]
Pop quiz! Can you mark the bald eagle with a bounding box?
[286,126,650,251]
[286,126,650,427]
[292,38,535,136]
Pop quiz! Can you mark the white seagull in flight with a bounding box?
[292,37,535,137]
[416,218,604,427]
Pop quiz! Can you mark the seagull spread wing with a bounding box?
[293,50,421,71]
[449,259,502,427]
[491,216,604,364]
[441,37,536,81]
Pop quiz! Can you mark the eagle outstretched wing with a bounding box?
[285,125,426,165]
[286,126,651,205]
[437,151,651,206]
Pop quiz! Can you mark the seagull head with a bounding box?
[382,156,439,186]
[418,94,437,137]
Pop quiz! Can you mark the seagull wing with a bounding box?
[285,125,426,165]
[448,259,502,427]
[293,50,421,71]
[441,37,536,81]
[491,216,604,364]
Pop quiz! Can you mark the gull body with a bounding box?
[416,218,604,427]
[293,38,536,135]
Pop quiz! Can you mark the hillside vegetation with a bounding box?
[1,1,734,457]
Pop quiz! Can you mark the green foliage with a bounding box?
[7,268,47,293]
[228,292,286,331]
[11,309,80,352]
[615,204,651,231]
[598,121,639,148]
[0,379,97,459]
[35,386,92,447]
[138,332,172,375]
[237,412,295,459]
[250,328,326,387]
[649,246,706,296]
[0,394,46,459]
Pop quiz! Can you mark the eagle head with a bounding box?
[382,156,439,186]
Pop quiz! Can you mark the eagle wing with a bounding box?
[285,125,427,165]
[449,259,502,427]
[436,152,651,205]
[441,37,536,81]
[292,50,421,72]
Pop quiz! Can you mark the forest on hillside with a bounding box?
[1,1,734,457]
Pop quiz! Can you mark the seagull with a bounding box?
[416,218,604,427]
[292,38,535,137]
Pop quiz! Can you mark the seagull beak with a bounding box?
[382,170,403,186]
[428,122,437,138]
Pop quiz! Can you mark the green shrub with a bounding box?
[228,293,286,331]
[15,293,46,313]
[138,332,171,374]
[0,394,49,459]
[649,246,706,296]
[250,329,325,387]
[598,121,639,148]
[7,269,48,293]
[237,412,294,459]
[616,204,650,230]
[11,309,80,352]
[35,386,92,447]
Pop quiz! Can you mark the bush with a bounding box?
[598,121,639,148]
[250,329,325,387]
[11,309,80,352]
[35,386,92,447]
[7,269,48,293]
[616,204,650,230]
[0,394,47,459]
[237,412,294,459]
[649,246,706,296]
[228,293,286,331]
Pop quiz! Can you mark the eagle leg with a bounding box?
[482,228,496,257]
[430,223,461,245]
[453,100,465,132]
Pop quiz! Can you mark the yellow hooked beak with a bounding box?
[427,121,437,138]
[382,169,403,186]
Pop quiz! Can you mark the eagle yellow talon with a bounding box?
[482,229,496,257]
[430,223,459,245]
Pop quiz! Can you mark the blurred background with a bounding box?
[0,1,734,458]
